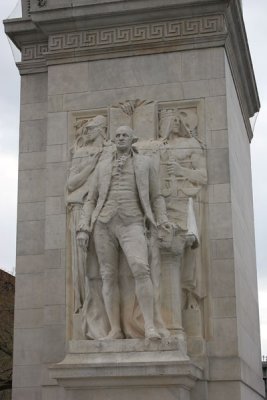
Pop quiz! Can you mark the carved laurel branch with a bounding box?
[116,100,153,117]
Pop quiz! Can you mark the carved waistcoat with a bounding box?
[98,156,143,223]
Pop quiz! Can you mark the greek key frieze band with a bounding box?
[48,15,226,53]
[22,42,48,61]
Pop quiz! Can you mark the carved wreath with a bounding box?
[38,0,47,7]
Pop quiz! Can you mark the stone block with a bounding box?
[208,183,231,203]
[47,144,68,163]
[18,169,45,203]
[45,196,64,216]
[191,381,208,400]
[42,387,66,400]
[45,269,66,306]
[61,249,66,268]
[19,151,46,170]
[210,129,229,149]
[62,83,184,112]
[44,305,66,325]
[17,220,45,256]
[19,119,47,153]
[64,387,190,400]
[212,297,236,318]
[206,96,227,131]
[44,249,62,269]
[209,318,238,357]
[240,362,265,398]
[47,112,68,146]
[15,273,44,309]
[240,383,266,400]
[48,63,89,95]
[15,308,43,329]
[21,73,48,105]
[209,357,240,380]
[88,53,182,91]
[208,203,233,239]
[135,82,184,102]
[13,327,43,365]
[17,202,45,222]
[182,80,210,99]
[238,321,262,372]
[181,48,225,81]
[212,259,235,298]
[45,214,66,250]
[207,148,230,184]
[13,364,42,388]
[46,164,67,197]
[213,183,231,203]
[16,254,45,274]
[42,325,66,363]
[12,388,41,400]
[48,95,64,113]
[209,78,226,96]
[41,365,58,387]
[211,239,234,260]
[63,88,132,112]
[137,52,182,85]
[21,102,47,122]
[208,382,240,400]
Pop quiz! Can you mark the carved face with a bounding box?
[171,117,181,134]
[83,124,102,142]
[115,126,134,152]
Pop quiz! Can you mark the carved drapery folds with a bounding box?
[66,100,207,355]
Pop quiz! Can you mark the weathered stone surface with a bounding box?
[4,0,264,399]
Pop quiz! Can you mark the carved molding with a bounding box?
[48,15,225,53]
[21,42,48,61]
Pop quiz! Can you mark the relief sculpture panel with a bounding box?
[66,100,207,354]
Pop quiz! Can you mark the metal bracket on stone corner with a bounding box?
[38,0,47,7]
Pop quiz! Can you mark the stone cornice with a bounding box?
[4,0,259,138]
[224,1,259,141]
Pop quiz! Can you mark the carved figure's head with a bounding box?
[160,110,191,140]
[114,126,138,152]
[83,115,107,143]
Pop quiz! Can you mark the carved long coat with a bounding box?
[79,151,168,232]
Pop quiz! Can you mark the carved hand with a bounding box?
[186,233,197,248]
[159,221,173,232]
[77,231,89,251]
[167,161,184,177]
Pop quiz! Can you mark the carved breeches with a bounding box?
[93,215,150,281]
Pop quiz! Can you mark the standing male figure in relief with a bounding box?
[66,115,107,314]
[77,126,171,340]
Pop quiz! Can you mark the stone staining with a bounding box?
[67,101,207,352]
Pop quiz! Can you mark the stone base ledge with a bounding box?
[49,337,202,389]
[69,335,185,354]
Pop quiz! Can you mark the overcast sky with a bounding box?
[0,0,267,355]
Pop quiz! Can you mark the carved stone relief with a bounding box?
[66,99,207,354]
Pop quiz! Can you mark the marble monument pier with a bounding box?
[4,0,264,399]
